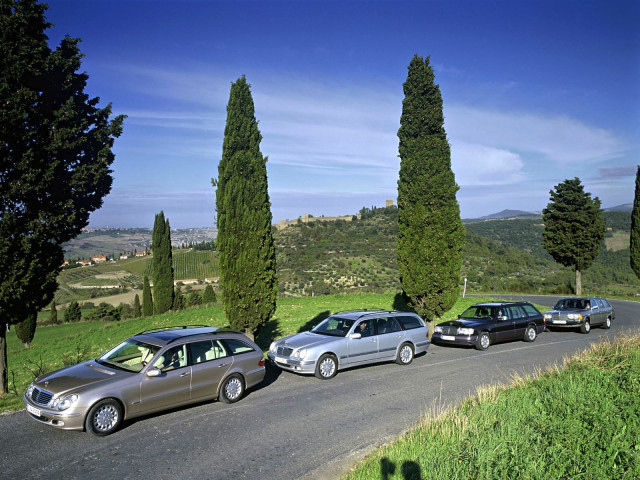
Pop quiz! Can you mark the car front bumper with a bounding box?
[23,394,86,431]
[431,332,478,347]
[546,318,584,328]
[267,353,317,375]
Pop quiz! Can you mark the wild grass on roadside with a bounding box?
[343,331,640,480]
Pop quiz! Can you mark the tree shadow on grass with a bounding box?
[254,317,282,350]
[380,457,422,480]
[297,310,330,333]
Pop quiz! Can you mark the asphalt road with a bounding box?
[1,296,638,480]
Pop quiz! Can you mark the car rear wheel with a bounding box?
[580,319,591,334]
[524,325,537,342]
[395,343,414,365]
[475,332,490,351]
[603,316,611,329]
[315,354,338,380]
[220,374,245,404]
[85,399,122,436]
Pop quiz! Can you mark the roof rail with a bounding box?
[135,325,210,336]
[165,327,244,345]
[332,309,393,317]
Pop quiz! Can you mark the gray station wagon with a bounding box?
[268,310,430,379]
[543,297,615,333]
[23,326,265,435]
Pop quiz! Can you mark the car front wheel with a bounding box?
[315,354,338,380]
[85,399,122,436]
[524,325,537,342]
[396,343,414,365]
[220,374,245,404]
[580,319,591,334]
[603,316,611,329]
[475,332,490,351]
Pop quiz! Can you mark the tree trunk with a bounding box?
[0,322,8,395]
[575,268,582,296]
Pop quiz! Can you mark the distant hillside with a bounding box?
[465,209,539,223]
[606,203,633,212]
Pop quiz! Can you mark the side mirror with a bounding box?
[498,316,507,321]
[350,333,362,340]
[146,368,161,377]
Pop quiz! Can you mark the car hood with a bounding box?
[277,331,341,349]
[438,319,492,329]
[33,361,129,396]
[544,308,582,314]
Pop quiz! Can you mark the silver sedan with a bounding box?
[268,310,430,379]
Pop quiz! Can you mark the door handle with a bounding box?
[218,363,229,368]
[180,372,191,377]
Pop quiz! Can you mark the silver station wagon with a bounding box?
[23,326,265,435]
[268,310,430,379]
[543,297,615,333]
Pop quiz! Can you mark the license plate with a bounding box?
[275,356,288,364]
[553,320,566,324]
[442,335,456,341]
[26,404,41,417]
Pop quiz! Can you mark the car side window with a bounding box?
[595,298,605,308]
[508,306,525,319]
[222,339,255,355]
[354,320,375,337]
[394,315,422,330]
[153,345,188,372]
[601,299,611,309]
[521,304,540,316]
[375,317,401,335]
[191,340,228,364]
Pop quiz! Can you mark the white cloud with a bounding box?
[451,142,524,186]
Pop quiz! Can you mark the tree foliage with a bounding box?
[15,312,36,348]
[542,178,605,295]
[0,0,125,393]
[630,166,640,278]
[49,301,58,324]
[142,276,153,317]
[396,55,465,324]
[202,284,216,304]
[151,211,174,314]
[133,294,141,318]
[64,300,81,323]
[214,76,277,338]
[172,286,185,311]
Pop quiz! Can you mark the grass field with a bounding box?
[343,331,640,480]
[3,293,502,412]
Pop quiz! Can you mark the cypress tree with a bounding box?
[64,301,81,323]
[151,211,174,314]
[142,276,153,317]
[173,286,185,311]
[202,284,216,304]
[542,177,605,295]
[15,312,37,348]
[631,166,640,278]
[396,55,465,330]
[133,294,142,318]
[50,301,58,324]
[214,76,277,339]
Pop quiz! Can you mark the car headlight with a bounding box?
[567,314,583,320]
[457,327,474,336]
[543,314,552,320]
[292,348,308,359]
[269,342,277,353]
[51,394,79,411]
[434,326,443,333]
[26,383,35,398]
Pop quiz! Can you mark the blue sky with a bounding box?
[44,0,640,228]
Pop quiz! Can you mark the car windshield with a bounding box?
[311,316,355,337]
[97,339,160,373]
[460,306,496,320]
[554,299,588,310]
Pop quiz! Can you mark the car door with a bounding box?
[189,339,233,402]
[375,317,404,360]
[346,319,379,365]
[509,305,528,339]
[493,307,514,342]
[139,344,191,413]
[592,298,606,326]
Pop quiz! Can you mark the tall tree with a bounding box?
[542,177,605,295]
[49,301,58,324]
[151,211,174,314]
[133,294,142,318]
[396,55,465,330]
[64,300,81,323]
[202,284,216,304]
[15,312,36,348]
[631,166,640,278]
[0,0,125,393]
[172,285,185,311]
[142,276,153,317]
[214,76,277,339]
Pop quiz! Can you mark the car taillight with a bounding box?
[259,358,265,367]
[426,331,430,339]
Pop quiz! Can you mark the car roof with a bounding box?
[132,326,244,346]
[470,302,527,307]
[330,310,415,320]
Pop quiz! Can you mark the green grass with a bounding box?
[343,332,640,480]
[3,293,509,412]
